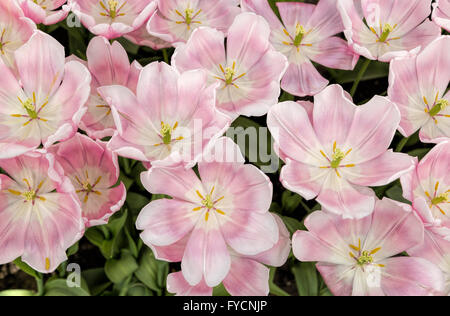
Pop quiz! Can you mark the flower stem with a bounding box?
[35,275,44,296]
[396,136,409,152]
[162,48,169,64]
[350,58,371,97]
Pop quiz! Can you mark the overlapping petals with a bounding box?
[167,214,291,296]
[389,36,450,143]
[0,30,91,159]
[242,0,358,97]
[0,151,84,273]
[79,36,142,139]
[0,0,35,69]
[147,0,240,46]
[268,84,415,218]
[292,198,444,296]
[401,141,450,238]
[433,0,450,32]
[68,0,157,39]
[173,12,288,118]
[49,133,126,227]
[136,137,279,287]
[18,0,70,25]
[98,61,230,166]
[338,0,442,62]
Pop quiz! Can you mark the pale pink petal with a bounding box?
[223,256,269,296]
[433,0,450,32]
[316,263,355,296]
[240,0,283,30]
[281,60,329,97]
[310,37,359,70]
[167,272,212,296]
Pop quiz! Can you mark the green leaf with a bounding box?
[44,279,90,296]
[212,283,230,296]
[105,251,139,284]
[269,268,290,296]
[127,283,152,296]
[126,192,150,213]
[408,148,431,160]
[82,268,110,296]
[332,59,389,84]
[115,38,140,55]
[292,262,319,296]
[281,190,303,213]
[84,227,105,248]
[0,289,34,296]
[67,242,79,257]
[385,183,410,204]
[13,258,40,279]
[282,216,306,236]
[134,248,168,295]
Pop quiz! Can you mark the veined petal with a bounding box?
[223,256,269,296]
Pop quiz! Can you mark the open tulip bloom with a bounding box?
[98,62,230,167]
[433,0,450,32]
[0,0,35,70]
[17,0,70,25]
[49,133,126,227]
[409,228,450,295]
[172,12,288,118]
[79,36,142,140]
[136,138,280,287]
[401,141,450,239]
[293,198,444,296]
[68,0,157,39]
[241,0,358,97]
[337,0,442,62]
[0,30,91,159]
[267,84,415,218]
[166,214,291,296]
[389,36,450,143]
[0,151,84,273]
[147,0,241,46]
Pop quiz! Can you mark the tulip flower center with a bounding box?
[320,142,354,177]
[424,94,449,124]
[426,181,449,216]
[175,7,202,30]
[371,23,399,44]
[432,192,448,206]
[429,99,448,117]
[99,0,126,19]
[193,187,226,222]
[160,122,174,145]
[330,148,346,169]
[293,24,306,47]
[32,0,47,10]
[23,98,38,119]
[75,172,102,203]
[8,179,46,205]
[349,239,384,268]
[0,28,9,55]
[215,62,246,88]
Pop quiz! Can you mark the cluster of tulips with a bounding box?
[0,0,449,296]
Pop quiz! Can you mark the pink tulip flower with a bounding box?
[0,0,35,69]
[337,0,442,62]
[389,36,450,143]
[124,21,171,50]
[0,151,84,273]
[17,0,70,25]
[267,84,415,218]
[401,141,450,238]
[49,133,126,227]
[0,30,91,159]
[136,137,279,287]
[172,12,288,118]
[68,0,157,39]
[433,0,450,32]
[147,0,240,46]
[97,62,230,167]
[409,229,450,295]
[241,0,358,97]
[79,36,142,140]
[166,214,291,296]
[293,198,444,296]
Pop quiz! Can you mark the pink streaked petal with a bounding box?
[379,256,444,296]
[136,198,198,247]
[167,272,212,296]
[150,234,189,262]
[220,211,279,256]
[223,256,269,296]
[313,84,357,148]
[317,175,376,219]
[343,150,415,187]
[281,60,329,97]
[316,263,355,296]
[226,12,271,70]
[304,0,345,41]
[345,96,401,164]
[399,156,419,202]
[433,0,450,32]
[408,228,450,272]
[310,37,359,70]
[15,31,65,97]
[249,214,291,267]
[280,159,329,201]
[276,2,315,34]
[140,164,204,203]
[267,101,324,166]
[396,19,441,57]
[240,0,283,30]
[182,217,231,287]
[363,198,424,260]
